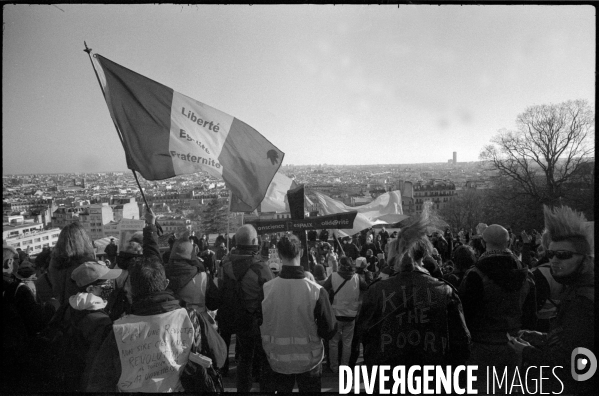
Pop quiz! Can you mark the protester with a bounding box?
[3,245,53,392]
[318,229,329,243]
[215,242,228,262]
[261,234,336,392]
[358,211,471,380]
[360,234,377,257]
[343,237,360,260]
[361,249,376,274]
[87,258,199,392]
[460,224,536,392]
[60,261,120,391]
[34,248,57,306]
[48,222,97,306]
[322,256,365,374]
[348,256,373,367]
[312,263,327,286]
[106,207,162,321]
[378,227,390,252]
[215,224,273,392]
[16,260,37,298]
[510,206,595,394]
[104,238,118,267]
[443,244,476,291]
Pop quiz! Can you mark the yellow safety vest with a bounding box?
[261,277,324,374]
[113,308,193,392]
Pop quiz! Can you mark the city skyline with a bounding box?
[3,4,595,175]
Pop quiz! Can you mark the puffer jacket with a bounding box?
[460,250,536,344]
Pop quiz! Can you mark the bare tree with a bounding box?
[480,100,594,206]
[439,189,486,231]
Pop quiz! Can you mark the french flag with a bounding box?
[95,54,284,211]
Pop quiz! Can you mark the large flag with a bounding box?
[95,55,284,210]
[230,171,297,213]
[313,190,409,236]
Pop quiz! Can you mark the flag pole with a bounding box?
[226,190,231,251]
[333,230,346,257]
[84,41,161,235]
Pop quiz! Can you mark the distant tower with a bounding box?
[453,151,457,164]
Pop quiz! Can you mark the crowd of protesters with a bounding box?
[1,203,594,394]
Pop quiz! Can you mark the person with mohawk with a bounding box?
[358,204,471,378]
[510,205,595,394]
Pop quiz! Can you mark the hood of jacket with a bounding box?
[476,250,527,291]
[69,292,107,311]
[131,289,182,316]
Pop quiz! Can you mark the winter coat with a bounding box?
[459,250,536,344]
[64,293,113,391]
[215,247,273,335]
[522,274,595,394]
[106,224,162,321]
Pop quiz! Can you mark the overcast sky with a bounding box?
[2,4,595,175]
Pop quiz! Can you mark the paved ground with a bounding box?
[221,335,365,393]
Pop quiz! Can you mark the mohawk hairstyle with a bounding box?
[387,202,442,265]
[543,205,593,256]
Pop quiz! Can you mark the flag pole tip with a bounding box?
[84,41,92,54]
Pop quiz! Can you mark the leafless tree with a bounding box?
[439,189,485,231]
[480,100,594,206]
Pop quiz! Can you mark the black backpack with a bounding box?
[217,262,266,334]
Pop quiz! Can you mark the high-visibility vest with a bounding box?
[536,265,563,320]
[113,308,194,392]
[330,272,360,318]
[261,277,324,374]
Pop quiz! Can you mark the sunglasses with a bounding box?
[545,250,583,260]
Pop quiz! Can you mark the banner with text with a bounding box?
[246,212,357,234]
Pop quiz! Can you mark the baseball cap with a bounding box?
[71,261,122,288]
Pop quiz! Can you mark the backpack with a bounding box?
[180,308,224,393]
[217,261,266,334]
[106,272,131,321]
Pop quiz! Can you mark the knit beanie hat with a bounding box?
[170,232,197,262]
[17,260,36,278]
